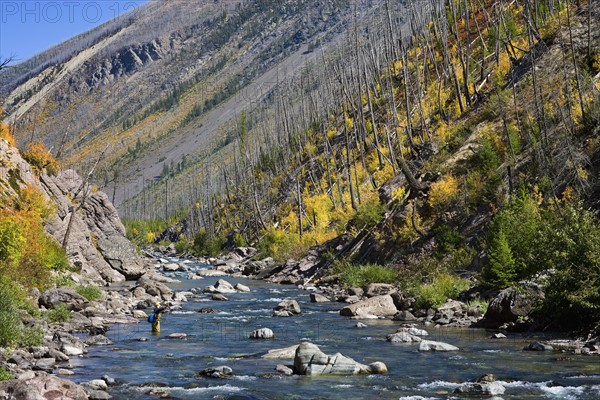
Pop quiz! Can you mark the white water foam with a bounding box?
[399,397,439,400]
[499,380,586,399]
[234,375,258,381]
[136,384,244,394]
[417,381,461,390]
[171,311,195,315]
[482,349,502,353]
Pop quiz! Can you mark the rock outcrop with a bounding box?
[0,375,89,400]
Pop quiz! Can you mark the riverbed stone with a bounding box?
[310,293,330,303]
[33,357,56,372]
[294,342,387,375]
[491,332,507,339]
[273,299,302,317]
[199,365,233,378]
[163,263,180,272]
[211,294,229,301]
[418,340,459,351]
[83,379,108,391]
[250,328,274,339]
[340,295,397,318]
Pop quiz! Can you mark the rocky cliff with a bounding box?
[0,139,144,284]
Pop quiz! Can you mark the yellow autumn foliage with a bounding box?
[428,175,459,208]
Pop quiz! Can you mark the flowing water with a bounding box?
[70,258,600,399]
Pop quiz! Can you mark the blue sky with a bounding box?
[1,0,147,64]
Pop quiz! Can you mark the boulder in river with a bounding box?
[250,328,274,339]
[199,365,233,378]
[339,295,397,318]
[310,293,330,303]
[212,294,229,301]
[293,342,387,375]
[454,374,506,396]
[262,345,299,359]
[275,364,294,376]
[273,299,302,317]
[393,310,417,321]
[234,283,251,292]
[418,340,459,352]
[386,331,422,343]
[205,279,238,294]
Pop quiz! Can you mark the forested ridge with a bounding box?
[127,0,600,331]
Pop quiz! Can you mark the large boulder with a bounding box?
[483,282,545,327]
[262,345,299,359]
[39,287,88,311]
[0,375,88,400]
[273,299,302,317]
[293,342,386,375]
[339,295,398,318]
[204,279,237,294]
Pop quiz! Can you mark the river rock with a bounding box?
[310,293,330,303]
[483,282,545,327]
[62,344,85,356]
[133,310,148,319]
[418,340,459,351]
[393,310,417,321]
[197,269,228,277]
[39,287,88,311]
[407,327,429,336]
[454,381,506,396]
[523,342,553,351]
[58,369,75,375]
[491,332,507,339]
[0,375,88,400]
[199,365,233,378]
[363,283,397,297]
[386,331,422,343]
[86,389,112,400]
[163,263,180,272]
[212,294,229,301]
[250,328,274,339]
[33,357,56,372]
[234,283,251,292]
[273,299,302,317]
[275,364,293,376]
[339,295,397,318]
[205,279,237,294]
[293,342,387,375]
[262,345,299,359]
[83,379,108,391]
[356,322,368,328]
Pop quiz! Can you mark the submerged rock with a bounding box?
[454,381,506,396]
[275,364,294,376]
[310,293,330,303]
[293,342,387,375]
[199,365,233,378]
[386,331,422,343]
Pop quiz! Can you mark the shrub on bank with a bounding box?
[76,285,103,301]
[330,260,398,288]
[412,272,471,310]
[47,304,71,324]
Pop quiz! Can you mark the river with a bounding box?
[70,257,600,399]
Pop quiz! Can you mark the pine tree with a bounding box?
[482,228,516,289]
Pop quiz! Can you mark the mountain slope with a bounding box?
[1,0,388,208]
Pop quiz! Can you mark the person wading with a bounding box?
[150,302,167,334]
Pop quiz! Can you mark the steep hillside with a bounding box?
[1,0,391,209]
[139,0,600,330]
